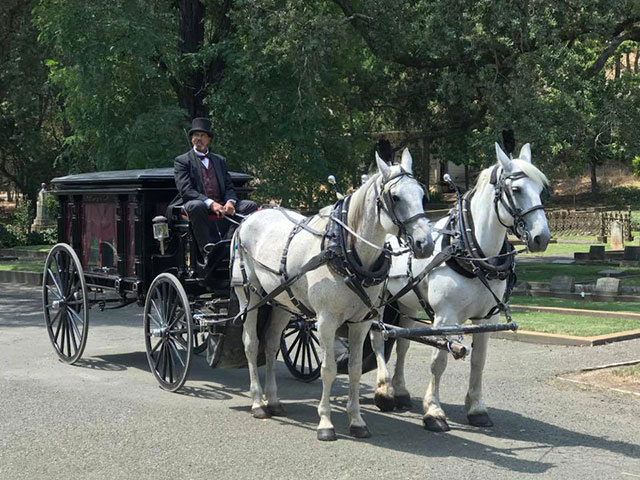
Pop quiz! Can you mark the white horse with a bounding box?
[371,142,551,432]
[231,150,434,441]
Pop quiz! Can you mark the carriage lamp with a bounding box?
[152,216,169,255]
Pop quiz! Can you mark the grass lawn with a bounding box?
[14,245,54,252]
[612,364,640,381]
[516,263,640,285]
[512,310,640,336]
[0,261,43,272]
[509,295,640,313]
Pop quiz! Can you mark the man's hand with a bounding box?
[223,201,236,216]
[209,201,225,217]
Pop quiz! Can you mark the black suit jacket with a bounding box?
[173,149,238,206]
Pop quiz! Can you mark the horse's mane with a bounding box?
[476,159,549,191]
[347,171,382,234]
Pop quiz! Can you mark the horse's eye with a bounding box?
[511,186,521,194]
[391,194,400,202]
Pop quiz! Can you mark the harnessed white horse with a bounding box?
[230,150,434,441]
[371,143,551,432]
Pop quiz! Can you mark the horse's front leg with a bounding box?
[262,307,291,416]
[465,317,494,427]
[316,313,339,441]
[239,289,270,419]
[347,320,374,438]
[422,313,454,432]
[370,327,395,412]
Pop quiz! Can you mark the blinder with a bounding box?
[374,169,428,243]
[490,166,546,242]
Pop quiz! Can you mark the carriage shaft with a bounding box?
[404,335,469,359]
[377,321,518,338]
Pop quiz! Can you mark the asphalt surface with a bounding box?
[1,283,639,480]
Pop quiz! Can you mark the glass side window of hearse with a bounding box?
[81,202,118,273]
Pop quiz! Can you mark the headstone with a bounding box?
[595,277,621,295]
[610,221,624,250]
[623,246,640,261]
[574,252,590,262]
[31,183,56,232]
[588,245,605,261]
[550,275,575,293]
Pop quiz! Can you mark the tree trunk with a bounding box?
[590,159,598,195]
[176,0,207,118]
[615,56,621,78]
[634,47,639,73]
[421,137,430,194]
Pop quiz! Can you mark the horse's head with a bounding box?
[494,142,551,252]
[375,149,434,258]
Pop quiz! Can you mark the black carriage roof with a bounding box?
[50,168,252,193]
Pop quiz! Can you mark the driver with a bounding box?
[174,117,257,257]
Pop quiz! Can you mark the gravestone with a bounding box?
[623,246,640,261]
[610,221,624,250]
[598,269,626,277]
[31,183,56,232]
[595,277,621,295]
[550,275,575,293]
[588,245,605,261]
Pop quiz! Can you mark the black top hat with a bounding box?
[188,117,213,138]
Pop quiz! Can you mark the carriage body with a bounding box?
[50,168,252,301]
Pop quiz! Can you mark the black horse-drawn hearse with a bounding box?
[44,167,326,391]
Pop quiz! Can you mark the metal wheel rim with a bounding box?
[42,243,89,364]
[144,273,193,392]
[280,318,321,382]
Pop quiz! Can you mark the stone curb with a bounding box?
[510,304,640,319]
[492,328,640,346]
[0,270,42,286]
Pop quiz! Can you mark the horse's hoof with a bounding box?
[423,416,450,432]
[394,394,413,411]
[267,403,286,416]
[468,413,493,428]
[317,428,337,441]
[349,425,371,439]
[374,392,396,412]
[251,406,271,419]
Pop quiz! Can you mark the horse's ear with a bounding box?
[401,148,413,173]
[519,143,532,163]
[376,152,390,180]
[495,142,512,172]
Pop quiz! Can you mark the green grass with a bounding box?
[516,263,640,285]
[13,245,53,252]
[512,311,640,336]
[611,364,640,380]
[510,295,640,313]
[0,261,44,272]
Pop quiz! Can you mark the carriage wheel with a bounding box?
[144,273,193,392]
[43,243,89,364]
[280,317,321,382]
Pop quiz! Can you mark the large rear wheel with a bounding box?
[280,317,321,382]
[42,243,89,364]
[144,273,193,392]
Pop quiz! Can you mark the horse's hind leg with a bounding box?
[346,320,374,438]
[371,328,395,412]
[262,307,290,416]
[316,313,339,441]
[239,290,270,419]
[465,319,493,427]
[391,310,416,410]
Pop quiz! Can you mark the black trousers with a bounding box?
[184,199,258,253]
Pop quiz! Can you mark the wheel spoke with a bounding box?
[171,334,188,350]
[168,339,186,369]
[53,310,64,343]
[48,308,63,329]
[310,337,321,365]
[67,313,79,353]
[65,316,72,357]
[67,305,85,328]
[161,343,169,381]
[47,268,64,299]
[150,299,164,328]
[292,332,303,367]
[67,309,83,342]
[150,337,163,356]
[306,337,313,373]
[284,328,298,339]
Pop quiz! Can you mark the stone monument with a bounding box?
[610,220,624,250]
[31,183,56,232]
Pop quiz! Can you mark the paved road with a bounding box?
[1,284,639,480]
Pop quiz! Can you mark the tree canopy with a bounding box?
[1,0,639,207]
